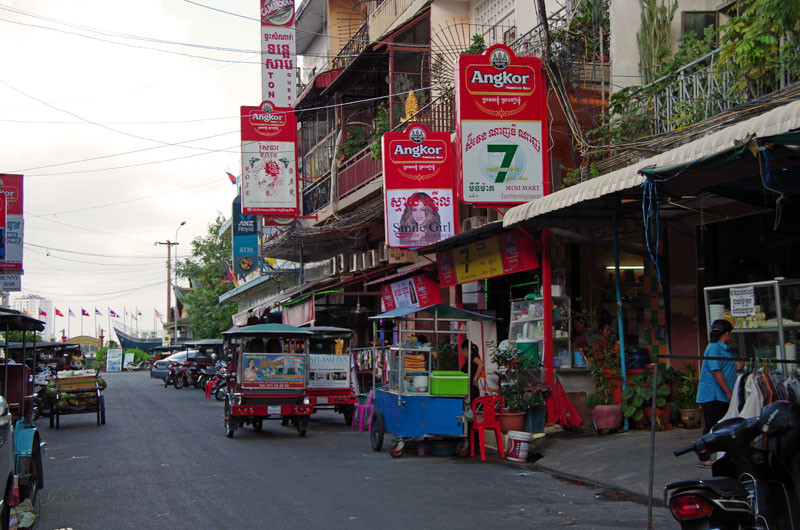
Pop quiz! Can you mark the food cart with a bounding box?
[305,327,358,425]
[222,324,314,438]
[368,304,494,458]
[47,369,106,429]
[0,308,46,504]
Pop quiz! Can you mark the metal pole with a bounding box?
[647,358,659,528]
[174,221,186,345]
[612,203,627,429]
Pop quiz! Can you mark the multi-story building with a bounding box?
[12,294,55,340]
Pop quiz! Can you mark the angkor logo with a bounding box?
[490,49,510,70]
[408,126,426,144]
[261,102,274,114]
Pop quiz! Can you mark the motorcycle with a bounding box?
[664,400,800,529]
[203,362,227,399]
[173,361,201,390]
[164,361,181,388]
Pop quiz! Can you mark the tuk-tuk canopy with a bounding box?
[0,308,45,333]
[223,323,313,337]
[185,338,223,346]
[305,326,353,338]
[370,304,495,321]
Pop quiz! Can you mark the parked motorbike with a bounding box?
[173,362,201,390]
[664,400,800,529]
[197,360,224,391]
[164,361,181,388]
[213,367,229,402]
[203,362,227,399]
[125,360,146,371]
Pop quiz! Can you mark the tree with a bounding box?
[175,214,238,339]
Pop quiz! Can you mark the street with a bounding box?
[36,372,677,529]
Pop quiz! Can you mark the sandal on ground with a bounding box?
[696,460,714,468]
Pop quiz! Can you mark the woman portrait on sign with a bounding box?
[244,358,258,382]
[396,192,442,245]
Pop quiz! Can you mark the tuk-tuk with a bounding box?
[305,327,358,425]
[222,324,314,438]
[0,308,46,513]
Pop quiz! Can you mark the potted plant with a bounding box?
[676,364,701,428]
[487,341,545,433]
[622,366,671,429]
[584,323,623,432]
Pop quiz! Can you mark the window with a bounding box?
[682,11,716,40]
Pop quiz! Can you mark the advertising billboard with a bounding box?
[0,174,23,272]
[260,0,296,107]
[242,352,305,389]
[232,195,259,275]
[436,230,539,287]
[455,45,549,205]
[240,101,299,216]
[382,123,456,248]
[380,274,442,312]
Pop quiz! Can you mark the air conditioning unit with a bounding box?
[461,216,487,232]
[378,245,389,263]
[366,249,379,269]
[351,253,363,272]
[329,257,338,276]
[336,254,350,273]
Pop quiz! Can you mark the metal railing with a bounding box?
[302,175,331,215]
[332,21,370,71]
[369,0,415,42]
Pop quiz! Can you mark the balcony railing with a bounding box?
[302,175,331,215]
[369,0,416,42]
[332,21,370,71]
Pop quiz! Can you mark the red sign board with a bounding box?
[240,101,299,217]
[436,230,539,287]
[381,274,442,311]
[455,44,549,205]
[382,123,457,248]
[0,174,22,272]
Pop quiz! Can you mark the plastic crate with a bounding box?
[430,371,468,396]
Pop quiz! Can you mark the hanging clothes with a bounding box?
[546,380,582,429]
[722,373,764,421]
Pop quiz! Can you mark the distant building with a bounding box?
[12,295,55,340]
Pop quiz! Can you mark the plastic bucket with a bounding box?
[506,431,531,463]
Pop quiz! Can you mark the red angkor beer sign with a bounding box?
[240,101,299,216]
[455,44,549,205]
[382,123,456,248]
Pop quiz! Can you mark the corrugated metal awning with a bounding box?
[503,99,800,227]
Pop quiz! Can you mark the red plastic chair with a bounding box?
[352,389,374,432]
[471,395,505,461]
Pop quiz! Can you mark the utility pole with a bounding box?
[154,240,179,333]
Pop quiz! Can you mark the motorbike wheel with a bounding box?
[174,375,185,390]
[224,401,235,438]
[164,376,172,388]
[342,405,353,427]
[253,419,263,432]
[193,377,204,389]
[215,386,227,402]
[296,417,309,437]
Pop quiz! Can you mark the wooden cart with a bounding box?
[49,370,106,429]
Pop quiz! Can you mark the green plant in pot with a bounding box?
[621,367,671,428]
[676,363,701,428]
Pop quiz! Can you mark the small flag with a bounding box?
[22,309,29,316]
[137,309,142,317]
[109,309,118,318]
[155,308,163,319]
[226,171,237,185]
[95,308,102,316]
[132,314,137,321]
[224,262,239,287]
[81,308,89,317]
[38,309,47,317]
[55,308,64,317]
[69,308,75,317]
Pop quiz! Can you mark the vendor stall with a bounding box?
[368,304,494,458]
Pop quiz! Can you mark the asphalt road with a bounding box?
[36,372,677,529]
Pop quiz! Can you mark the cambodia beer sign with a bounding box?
[261,0,296,107]
[0,174,23,273]
[240,101,299,216]
[382,123,456,248]
[456,44,548,205]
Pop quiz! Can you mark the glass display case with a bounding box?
[509,295,571,368]
[387,346,433,394]
[704,279,800,374]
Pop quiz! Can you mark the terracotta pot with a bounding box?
[591,404,623,432]
[644,404,672,427]
[679,408,702,428]
[500,411,525,434]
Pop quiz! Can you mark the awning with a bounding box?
[415,220,507,255]
[370,304,495,321]
[364,262,434,286]
[503,99,800,227]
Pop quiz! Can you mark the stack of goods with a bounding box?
[404,353,427,372]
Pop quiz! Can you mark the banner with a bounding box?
[0,174,23,272]
[436,230,539,287]
[382,124,456,248]
[240,101,299,216]
[242,352,305,389]
[232,195,259,275]
[455,45,548,205]
[261,0,296,107]
[381,274,442,312]
[308,354,350,389]
[106,348,123,372]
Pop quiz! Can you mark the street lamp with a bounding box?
[174,221,186,344]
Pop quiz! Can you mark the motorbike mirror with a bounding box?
[211,354,218,361]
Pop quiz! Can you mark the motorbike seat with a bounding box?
[666,476,747,497]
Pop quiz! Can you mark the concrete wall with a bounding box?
[301,35,330,84]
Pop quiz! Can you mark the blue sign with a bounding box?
[232,195,259,275]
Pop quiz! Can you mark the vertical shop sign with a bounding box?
[382,123,456,248]
[455,44,549,205]
[0,174,23,273]
[436,230,539,287]
[380,274,442,311]
[240,101,299,216]
[261,0,296,107]
[0,194,6,263]
[232,195,259,275]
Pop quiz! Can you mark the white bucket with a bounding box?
[506,430,531,463]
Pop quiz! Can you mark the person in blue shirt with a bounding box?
[696,319,737,464]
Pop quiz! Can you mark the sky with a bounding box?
[0,0,267,339]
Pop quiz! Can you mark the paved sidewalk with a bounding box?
[531,427,706,504]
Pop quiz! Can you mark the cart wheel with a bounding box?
[390,442,404,459]
[224,401,235,438]
[342,405,353,426]
[174,375,185,390]
[456,439,470,458]
[100,396,106,425]
[164,375,171,388]
[296,417,309,437]
[253,419,263,432]
[370,411,384,451]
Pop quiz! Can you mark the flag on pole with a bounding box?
[155,309,163,319]
[22,309,29,316]
[224,262,239,287]
[38,309,47,317]
[69,308,75,317]
[226,171,237,185]
[137,309,142,317]
[55,308,64,317]
[95,308,102,316]
[81,308,89,317]
[109,309,118,318]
